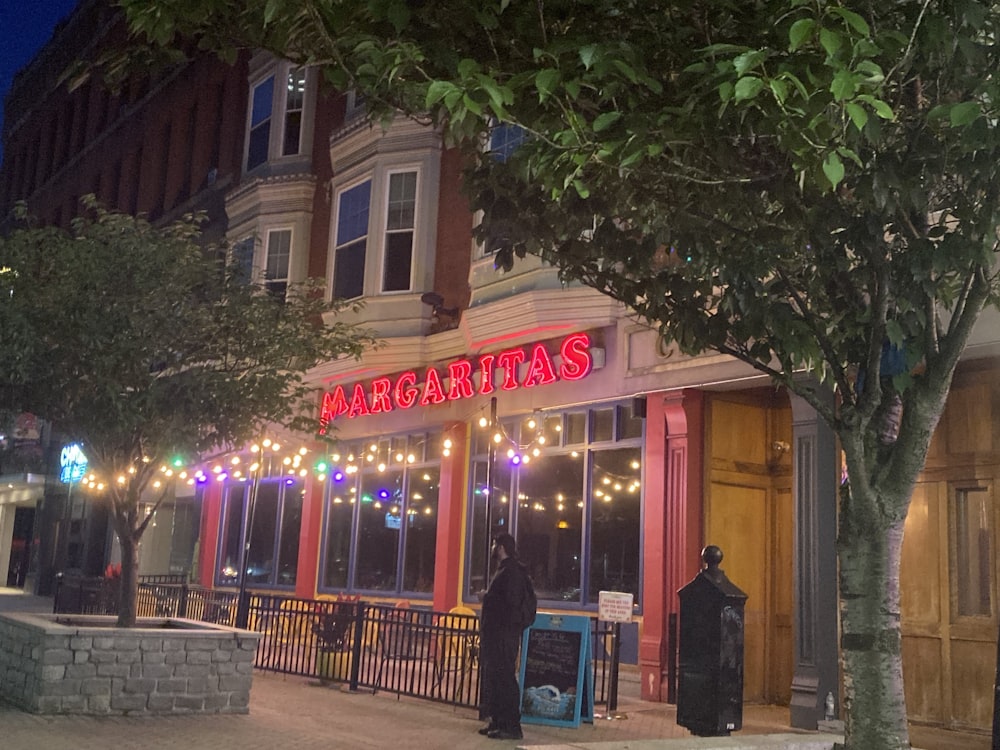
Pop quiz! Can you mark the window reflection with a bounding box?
[320,431,441,596]
[466,402,643,607]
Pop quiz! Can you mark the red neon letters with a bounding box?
[320,332,594,426]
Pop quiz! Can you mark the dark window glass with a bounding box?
[355,468,403,590]
[323,479,356,589]
[232,238,255,285]
[247,75,274,170]
[321,432,443,597]
[467,458,514,594]
[334,180,370,299]
[592,408,615,442]
[334,240,366,300]
[382,172,416,292]
[620,402,645,439]
[489,123,527,162]
[588,447,642,600]
[565,412,587,445]
[283,68,306,156]
[517,453,585,603]
[382,232,413,291]
[245,481,279,584]
[276,481,303,585]
[218,485,247,585]
[403,467,439,592]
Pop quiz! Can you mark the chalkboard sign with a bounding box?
[519,613,593,727]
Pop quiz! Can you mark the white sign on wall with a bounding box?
[597,590,634,623]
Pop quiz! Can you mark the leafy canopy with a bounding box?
[116,0,1000,424]
[0,200,375,481]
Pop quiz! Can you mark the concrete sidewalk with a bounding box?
[0,588,985,750]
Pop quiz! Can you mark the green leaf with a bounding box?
[820,28,843,58]
[425,80,453,108]
[950,101,981,126]
[535,68,561,101]
[263,0,280,25]
[789,18,815,51]
[845,102,868,131]
[579,44,598,70]
[829,7,871,36]
[830,70,858,101]
[822,151,845,189]
[859,95,894,120]
[734,76,765,101]
[592,111,622,133]
[769,78,789,104]
[733,49,766,76]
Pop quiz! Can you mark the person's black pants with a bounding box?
[480,628,522,730]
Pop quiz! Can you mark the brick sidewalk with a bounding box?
[0,589,984,750]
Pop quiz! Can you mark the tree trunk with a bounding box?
[116,533,140,628]
[839,501,909,750]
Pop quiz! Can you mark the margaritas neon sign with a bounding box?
[320,332,594,428]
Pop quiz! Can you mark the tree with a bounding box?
[0,201,375,627]
[114,1,1000,747]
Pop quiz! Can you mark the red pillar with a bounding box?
[197,479,223,589]
[639,389,705,701]
[295,465,324,599]
[432,421,468,612]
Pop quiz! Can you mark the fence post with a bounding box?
[348,601,365,692]
[53,572,63,613]
[235,588,250,629]
[178,581,189,619]
[608,621,622,712]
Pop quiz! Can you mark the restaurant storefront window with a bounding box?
[320,430,441,596]
[466,401,643,607]
[216,477,304,587]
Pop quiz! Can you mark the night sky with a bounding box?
[0,0,82,162]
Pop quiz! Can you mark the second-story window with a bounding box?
[247,76,274,171]
[382,171,417,292]
[283,68,306,156]
[333,180,371,300]
[245,62,312,172]
[265,229,291,299]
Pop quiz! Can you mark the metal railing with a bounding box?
[53,580,622,712]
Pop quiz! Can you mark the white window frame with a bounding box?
[331,176,373,301]
[243,58,315,172]
[264,228,293,298]
[379,168,419,294]
[328,156,435,302]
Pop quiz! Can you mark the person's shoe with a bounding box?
[487,728,523,740]
[477,723,497,736]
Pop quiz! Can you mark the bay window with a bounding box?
[244,61,313,172]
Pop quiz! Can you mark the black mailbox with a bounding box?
[676,545,748,737]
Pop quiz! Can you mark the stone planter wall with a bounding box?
[0,613,260,715]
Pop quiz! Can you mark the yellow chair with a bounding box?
[433,605,479,700]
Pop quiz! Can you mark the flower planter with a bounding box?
[0,612,261,715]
[316,649,353,682]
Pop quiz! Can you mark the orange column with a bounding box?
[432,421,468,612]
[197,479,223,589]
[639,389,705,702]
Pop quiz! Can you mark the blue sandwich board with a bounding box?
[518,613,594,728]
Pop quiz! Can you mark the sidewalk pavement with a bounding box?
[0,588,986,750]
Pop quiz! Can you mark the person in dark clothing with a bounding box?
[478,533,531,740]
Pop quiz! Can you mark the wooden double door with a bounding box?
[703,391,793,705]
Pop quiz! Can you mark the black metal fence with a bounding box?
[53,578,622,712]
